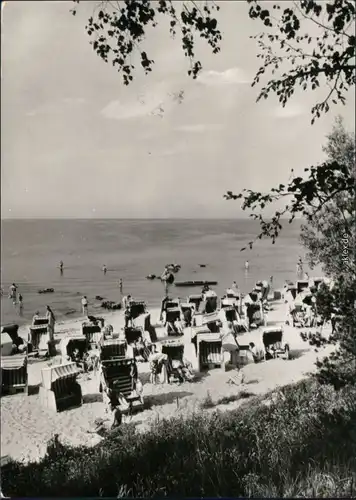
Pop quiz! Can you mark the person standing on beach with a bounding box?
[9,283,17,300]
[46,305,56,324]
[59,261,64,274]
[122,294,132,310]
[102,265,107,275]
[245,261,249,271]
[296,257,304,278]
[119,278,123,292]
[81,295,88,316]
[124,304,133,328]
[18,293,23,314]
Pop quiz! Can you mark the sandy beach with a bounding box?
[1,297,334,464]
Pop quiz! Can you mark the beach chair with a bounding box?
[262,327,290,360]
[124,327,150,359]
[1,354,28,395]
[99,358,144,414]
[124,326,144,345]
[201,312,221,333]
[82,321,101,347]
[165,307,182,323]
[246,302,265,328]
[129,301,147,320]
[188,294,203,312]
[59,334,88,362]
[204,295,218,314]
[165,308,183,336]
[196,332,223,371]
[180,303,194,315]
[1,332,14,357]
[142,313,157,343]
[29,320,54,355]
[1,324,20,344]
[226,289,240,300]
[161,340,187,382]
[221,297,232,308]
[221,307,248,333]
[39,362,82,412]
[33,316,53,328]
[311,277,324,290]
[296,280,309,295]
[99,339,126,361]
[291,303,306,327]
[166,298,180,310]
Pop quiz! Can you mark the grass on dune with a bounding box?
[2,378,356,498]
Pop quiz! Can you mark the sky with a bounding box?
[1,0,355,219]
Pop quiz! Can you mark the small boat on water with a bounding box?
[175,280,218,288]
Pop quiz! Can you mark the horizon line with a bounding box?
[1,216,303,221]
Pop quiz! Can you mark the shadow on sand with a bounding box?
[83,393,104,404]
[144,391,193,409]
[289,348,310,360]
[27,384,41,396]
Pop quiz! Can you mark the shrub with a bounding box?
[2,380,356,497]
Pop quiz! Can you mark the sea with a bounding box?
[1,218,314,326]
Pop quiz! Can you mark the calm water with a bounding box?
[1,219,309,326]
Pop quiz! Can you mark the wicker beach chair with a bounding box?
[196,332,223,371]
[161,340,189,383]
[129,301,147,320]
[99,339,126,361]
[99,358,144,414]
[165,308,183,336]
[166,298,180,310]
[187,294,203,312]
[39,363,82,412]
[124,327,150,360]
[296,280,309,295]
[262,327,290,360]
[82,321,101,347]
[1,354,28,395]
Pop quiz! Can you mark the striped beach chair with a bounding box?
[99,358,144,414]
[39,363,82,412]
[1,354,28,395]
[99,339,126,361]
[196,332,223,371]
[29,316,54,353]
[82,322,101,347]
[188,294,203,312]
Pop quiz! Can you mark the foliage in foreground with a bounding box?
[2,380,356,498]
[71,0,355,122]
